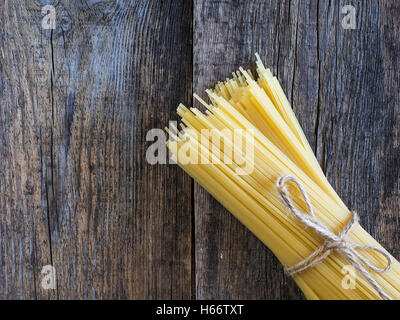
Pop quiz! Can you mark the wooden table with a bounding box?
[0,0,399,299]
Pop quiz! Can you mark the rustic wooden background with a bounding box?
[0,0,399,299]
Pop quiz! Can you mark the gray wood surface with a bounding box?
[193,0,400,299]
[0,0,399,299]
[0,0,193,299]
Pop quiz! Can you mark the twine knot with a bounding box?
[276,175,393,300]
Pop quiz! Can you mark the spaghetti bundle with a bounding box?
[165,54,400,299]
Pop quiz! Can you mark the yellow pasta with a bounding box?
[165,55,400,300]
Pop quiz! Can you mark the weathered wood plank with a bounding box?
[0,0,56,299]
[317,0,400,263]
[193,0,400,299]
[0,0,193,299]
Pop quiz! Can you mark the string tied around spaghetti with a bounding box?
[276,175,393,300]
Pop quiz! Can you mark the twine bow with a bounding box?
[276,175,393,300]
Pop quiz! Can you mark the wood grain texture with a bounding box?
[0,0,399,300]
[193,0,400,299]
[0,0,193,299]
[0,0,56,299]
[316,0,400,262]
